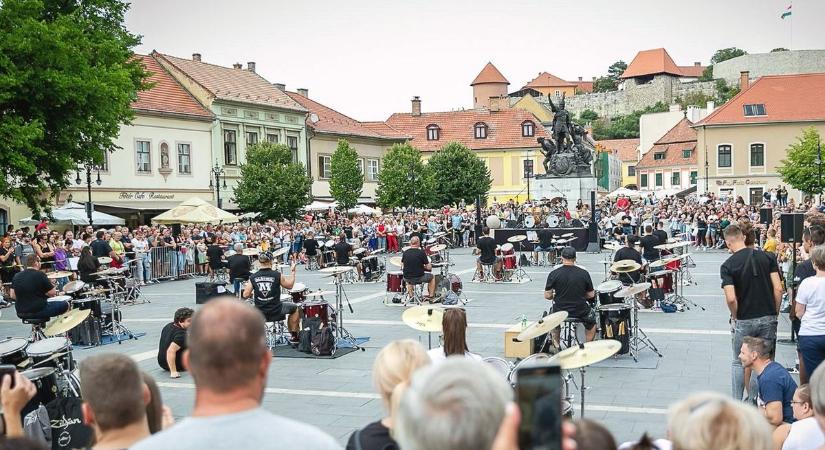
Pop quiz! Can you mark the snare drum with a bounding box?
[648,269,674,295]
[595,280,623,306]
[62,280,86,299]
[597,303,631,355]
[387,272,404,293]
[74,296,103,318]
[301,301,331,326]
[22,367,59,416]
[50,295,73,304]
[27,337,74,371]
[501,243,517,270]
[508,353,551,385]
[483,357,515,381]
[0,338,30,368]
[289,283,308,303]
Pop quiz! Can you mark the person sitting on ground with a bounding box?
[131,298,341,450]
[157,307,193,379]
[400,236,435,301]
[545,246,597,343]
[773,384,825,450]
[739,336,798,426]
[667,391,772,450]
[346,340,429,450]
[427,308,482,365]
[80,353,152,450]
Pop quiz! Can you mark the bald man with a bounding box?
[131,299,340,450]
[401,236,436,300]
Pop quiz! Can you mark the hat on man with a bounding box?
[561,246,577,260]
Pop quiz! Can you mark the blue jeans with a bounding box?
[168,249,178,277]
[20,300,69,320]
[377,236,387,250]
[732,315,778,401]
[136,253,151,282]
[799,334,825,380]
[177,251,186,275]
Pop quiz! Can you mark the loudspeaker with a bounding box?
[195,282,227,304]
[780,213,804,243]
[759,208,773,225]
[171,223,182,237]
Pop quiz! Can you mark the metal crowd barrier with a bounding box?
[127,245,200,283]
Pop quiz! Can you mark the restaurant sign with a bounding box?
[118,192,177,201]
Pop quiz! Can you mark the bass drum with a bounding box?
[508,353,551,386]
[524,215,535,228]
[546,214,560,228]
[483,357,514,381]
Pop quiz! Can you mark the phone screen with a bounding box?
[516,363,562,450]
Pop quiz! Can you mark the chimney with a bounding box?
[273,83,286,91]
[578,77,583,81]
[411,96,421,116]
[247,61,256,73]
[739,71,750,91]
[192,53,201,62]
[694,61,701,67]
[592,77,597,81]
[297,88,309,98]
[706,100,715,112]
[233,63,242,69]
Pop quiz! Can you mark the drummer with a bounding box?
[333,233,363,280]
[544,247,597,343]
[302,231,323,269]
[10,254,69,320]
[613,236,643,284]
[401,236,436,301]
[228,243,252,293]
[639,225,660,263]
[242,252,301,343]
[532,225,554,265]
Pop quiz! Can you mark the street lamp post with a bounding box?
[818,138,823,206]
[209,161,227,209]
[75,164,102,227]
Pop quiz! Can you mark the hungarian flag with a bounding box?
[781,4,792,19]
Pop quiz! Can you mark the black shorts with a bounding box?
[258,301,298,323]
[404,273,433,285]
[551,305,597,330]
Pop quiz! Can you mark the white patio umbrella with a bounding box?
[607,187,643,200]
[152,197,238,225]
[18,202,125,226]
[348,204,381,216]
[304,200,338,211]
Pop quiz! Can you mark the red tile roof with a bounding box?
[695,73,825,126]
[471,62,510,86]
[131,55,212,120]
[153,52,306,112]
[678,65,706,78]
[621,48,685,79]
[361,121,410,139]
[524,72,576,89]
[636,118,697,169]
[594,138,639,162]
[385,109,546,152]
[285,91,403,140]
[572,80,594,93]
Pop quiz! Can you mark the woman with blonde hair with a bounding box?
[668,391,772,450]
[346,339,429,450]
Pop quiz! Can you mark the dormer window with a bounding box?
[682,149,692,158]
[654,152,665,161]
[427,124,440,141]
[522,120,535,137]
[744,104,766,116]
[474,122,488,139]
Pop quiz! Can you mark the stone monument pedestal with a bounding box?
[532,175,598,206]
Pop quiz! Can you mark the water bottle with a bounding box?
[521,314,528,330]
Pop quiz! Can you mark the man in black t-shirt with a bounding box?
[90,230,118,262]
[227,243,251,293]
[613,236,643,284]
[721,223,782,402]
[533,226,554,265]
[242,252,301,341]
[401,236,435,299]
[544,247,596,343]
[474,227,501,278]
[11,254,68,320]
[653,222,669,245]
[639,225,661,262]
[157,307,193,378]
[206,237,225,274]
[302,232,323,269]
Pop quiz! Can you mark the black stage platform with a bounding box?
[492,227,589,251]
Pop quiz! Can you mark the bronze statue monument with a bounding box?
[537,93,595,177]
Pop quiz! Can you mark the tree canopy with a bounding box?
[328,139,363,211]
[233,142,312,220]
[376,143,434,210]
[0,0,149,214]
[428,142,491,206]
[591,102,669,140]
[710,47,747,64]
[777,128,823,196]
[592,61,628,93]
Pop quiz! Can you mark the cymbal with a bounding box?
[319,266,353,275]
[62,280,86,294]
[610,260,641,273]
[401,306,444,332]
[648,259,668,268]
[47,271,73,279]
[389,257,403,268]
[429,244,447,252]
[615,282,652,298]
[97,257,112,264]
[271,247,289,257]
[371,248,385,255]
[80,288,111,296]
[561,233,574,238]
[653,243,670,250]
[549,340,622,369]
[515,311,568,342]
[353,248,367,255]
[305,290,334,298]
[44,309,91,336]
[603,242,622,251]
[507,235,528,243]
[242,248,260,256]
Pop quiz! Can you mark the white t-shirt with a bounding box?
[427,346,483,365]
[783,417,825,450]
[796,276,825,336]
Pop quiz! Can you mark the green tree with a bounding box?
[715,79,741,103]
[428,142,492,206]
[592,76,616,93]
[777,128,824,196]
[710,47,747,64]
[328,139,363,211]
[676,91,716,110]
[0,0,149,214]
[376,143,433,209]
[233,142,311,220]
[591,102,669,140]
[699,66,714,81]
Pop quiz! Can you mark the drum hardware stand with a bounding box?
[100,279,138,344]
[627,293,662,362]
[331,271,364,351]
[669,268,705,311]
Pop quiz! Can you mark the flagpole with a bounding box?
[790,1,793,49]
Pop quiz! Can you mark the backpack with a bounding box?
[298,317,322,353]
[312,325,335,356]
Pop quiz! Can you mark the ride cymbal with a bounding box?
[402,306,444,332]
[514,311,568,342]
[549,340,622,369]
[44,309,91,336]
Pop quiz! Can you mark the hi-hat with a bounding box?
[507,235,528,243]
[603,242,622,251]
[271,247,289,258]
[615,282,652,298]
[319,266,353,275]
[47,271,74,279]
[561,233,574,238]
[97,257,112,264]
[514,311,568,342]
[305,290,334,298]
[402,306,444,332]
[429,244,447,252]
[549,340,622,369]
[90,268,114,276]
[389,257,403,268]
[242,248,260,256]
[610,260,641,273]
[44,309,91,336]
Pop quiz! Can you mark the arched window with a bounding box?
[522,120,535,137]
[426,124,440,141]
[474,122,488,139]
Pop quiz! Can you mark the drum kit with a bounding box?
[385,256,465,306]
[532,233,578,267]
[318,266,364,351]
[283,282,336,329]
